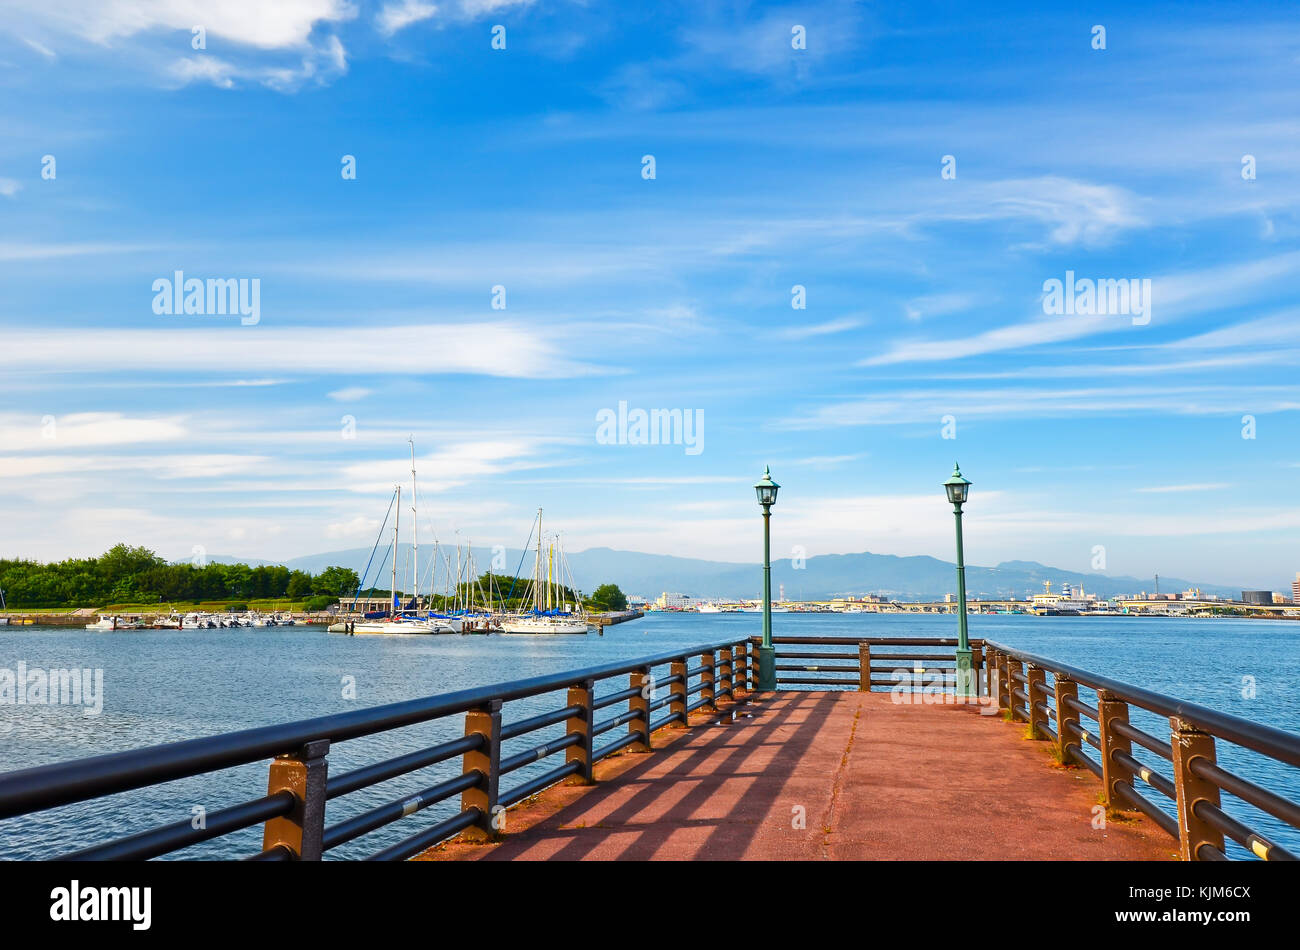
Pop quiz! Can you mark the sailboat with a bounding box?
[352,440,460,635]
[500,509,591,635]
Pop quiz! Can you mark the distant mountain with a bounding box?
[200,545,1245,602]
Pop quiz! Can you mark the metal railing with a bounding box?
[984,639,1300,862]
[0,638,752,861]
[761,635,987,691]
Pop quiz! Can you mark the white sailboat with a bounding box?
[352,441,460,635]
[501,510,591,635]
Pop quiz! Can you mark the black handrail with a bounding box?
[984,639,1300,768]
[0,638,745,822]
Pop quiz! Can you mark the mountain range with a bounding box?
[202,545,1248,602]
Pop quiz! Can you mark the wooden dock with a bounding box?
[419,690,1173,861]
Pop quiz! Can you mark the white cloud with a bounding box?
[863,251,1300,367]
[10,0,355,49]
[775,317,863,340]
[0,453,266,478]
[0,412,188,451]
[0,322,600,379]
[328,386,373,402]
[1135,483,1231,494]
[22,37,56,58]
[377,1,439,36]
[0,179,20,198]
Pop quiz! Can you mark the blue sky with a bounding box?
[1,1,1298,590]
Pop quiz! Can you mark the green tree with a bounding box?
[285,571,313,600]
[315,565,360,597]
[589,583,627,611]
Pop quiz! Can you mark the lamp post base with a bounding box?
[955,647,975,700]
[757,645,776,692]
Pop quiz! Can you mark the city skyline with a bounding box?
[2,1,1299,589]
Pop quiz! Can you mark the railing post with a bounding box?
[461,698,503,840]
[735,642,749,693]
[719,646,733,701]
[628,667,651,752]
[669,658,688,726]
[1026,665,1047,738]
[857,641,871,692]
[1170,717,1225,860]
[262,739,329,860]
[1005,657,1023,719]
[983,647,998,706]
[971,642,984,705]
[996,651,1009,711]
[1096,690,1133,815]
[699,650,716,711]
[1053,675,1078,763]
[565,678,595,785]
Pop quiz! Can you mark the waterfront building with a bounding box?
[656,592,696,609]
[1241,590,1273,606]
[1292,573,1300,604]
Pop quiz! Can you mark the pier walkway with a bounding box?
[421,689,1172,861]
[1,635,1296,861]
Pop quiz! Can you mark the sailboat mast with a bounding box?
[535,508,543,613]
[409,437,418,611]
[392,485,401,617]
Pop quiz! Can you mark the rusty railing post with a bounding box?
[262,739,329,860]
[699,650,716,711]
[735,642,749,693]
[1026,665,1047,738]
[628,667,651,752]
[565,678,595,785]
[983,647,998,707]
[1096,690,1133,814]
[461,698,503,839]
[1170,717,1225,860]
[718,646,733,702]
[1053,675,1078,763]
[857,641,871,692]
[996,651,1010,712]
[669,657,688,726]
[1005,657,1024,720]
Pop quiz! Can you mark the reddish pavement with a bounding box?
[419,691,1176,861]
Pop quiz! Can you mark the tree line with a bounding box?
[0,545,630,614]
[0,544,360,609]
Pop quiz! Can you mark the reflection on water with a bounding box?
[1,612,1296,859]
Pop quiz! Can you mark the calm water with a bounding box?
[1,613,1297,859]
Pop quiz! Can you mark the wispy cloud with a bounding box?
[776,317,863,340]
[1135,483,1231,494]
[0,323,604,379]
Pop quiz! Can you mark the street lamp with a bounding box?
[943,463,975,698]
[755,465,780,691]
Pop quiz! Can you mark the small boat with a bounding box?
[85,615,121,631]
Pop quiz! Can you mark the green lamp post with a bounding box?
[755,465,780,691]
[943,463,975,698]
